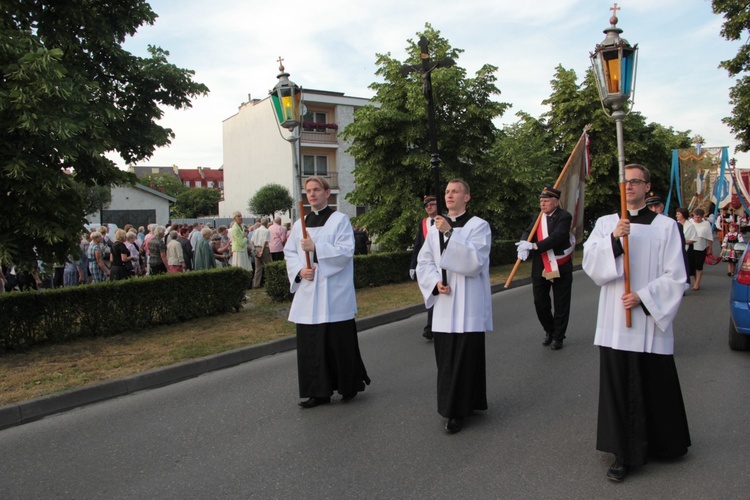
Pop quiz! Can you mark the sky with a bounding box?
[115,0,748,171]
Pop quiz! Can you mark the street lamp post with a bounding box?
[270,58,302,221]
[401,36,455,284]
[590,4,639,327]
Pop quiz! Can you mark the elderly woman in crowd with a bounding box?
[166,230,185,273]
[230,211,252,272]
[87,231,109,282]
[110,229,135,281]
[194,227,217,270]
[148,225,168,275]
[125,231,142,276]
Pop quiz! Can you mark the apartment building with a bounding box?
[219,89,370,221]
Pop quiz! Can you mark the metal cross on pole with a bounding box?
[401,36,455,284]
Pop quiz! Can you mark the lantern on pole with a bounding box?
[269,58,303,221]
[590,4,639,327]
[270,59,301,130]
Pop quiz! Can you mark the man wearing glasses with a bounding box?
[583,164,691,482]
[410,195,439,340]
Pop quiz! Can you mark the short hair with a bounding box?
[218,225,227,232]
[114,229,127,242]
[90,231,102,242]
[274,217,282,224]
[98,226,108,235]
[625,164,651,183]
[260,217,269,225]
[447,178,470,195]
[232,211,242,219]
[693,208,705,217]
[305,176,330,190]
[155,225,166,236]
[126,232,137,241]
[169,230,179,240]
[138,226,145,233]
[201,227,213,238]
[676,207,689,219]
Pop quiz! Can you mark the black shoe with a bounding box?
[542,334,552,346]
[341,393,357,402]
[607,458,627,482]
[550,340,563,350]
[445,417,464,434]
[423,330,434,341]
[298,397,331,409]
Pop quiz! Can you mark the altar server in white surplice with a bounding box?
[284,176,370,410]
[417,179,492,435]
[583,164,690,483]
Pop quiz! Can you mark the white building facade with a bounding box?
[219,89,370,221]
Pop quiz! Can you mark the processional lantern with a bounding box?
[589,3,639,114]
[270,58,301,130]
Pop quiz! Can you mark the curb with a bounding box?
[0,272,548,431]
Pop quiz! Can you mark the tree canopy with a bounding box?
[142,173,187,198]
[342,24,510,251]
[248,183,294,218]
[174,188,221,219]
[0,0,208,267]
[713,0,750,152]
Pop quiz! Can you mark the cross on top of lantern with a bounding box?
[270,57,301,130]
[590,3,639,113]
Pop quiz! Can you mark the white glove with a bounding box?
[515,240,533,252]
[409,269,416,280]
[515,241,532,261]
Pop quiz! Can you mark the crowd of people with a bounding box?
[0,217,291,294]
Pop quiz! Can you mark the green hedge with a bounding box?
[264,240,519,302]
[0,267,251,353]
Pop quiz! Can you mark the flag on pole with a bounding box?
[556,133,591,246]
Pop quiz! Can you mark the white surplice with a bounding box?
[284,211,357,324]
[416,216,493,333]
[583,213,688,354]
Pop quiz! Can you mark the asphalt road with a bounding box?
[1,262,749,499]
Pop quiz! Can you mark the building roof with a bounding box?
[133,183,177,202]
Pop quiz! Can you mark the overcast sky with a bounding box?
[116,0,748,171]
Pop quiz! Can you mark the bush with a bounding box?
[265,241,519,302]
[0,267,251,353]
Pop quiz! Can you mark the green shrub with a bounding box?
[265,241,519,302]
[0,267,251,353]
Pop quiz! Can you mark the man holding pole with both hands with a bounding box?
[284,176,371,409]
[515,187,575,351]
[417,179,492,434]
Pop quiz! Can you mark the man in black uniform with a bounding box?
[517,187,574,350]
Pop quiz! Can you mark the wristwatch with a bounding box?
[445,229,453,238]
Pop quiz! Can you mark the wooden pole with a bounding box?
[298,201,311,269]
[504,127,590,289]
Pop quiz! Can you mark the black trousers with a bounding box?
[433,332,487,418]
[531,271,572,341]
[597,347,691,467]
[296,319,370,398]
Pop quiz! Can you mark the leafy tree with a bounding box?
[142,173,187,198]
[74,182,112,217]
[342,24,510,251]
[174,188,221,218]
[713,0,750,152]
[248,183,293,218]
[0,1,208,267]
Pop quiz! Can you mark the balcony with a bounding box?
[300,130,338,145]
[301,171,338,189]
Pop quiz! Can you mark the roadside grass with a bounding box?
[0,259,539,406]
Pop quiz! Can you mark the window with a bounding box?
[302,155,328,176]
[184,181,190,187]
[207,181,214,188]
[195,181,202,188]
[303,111,327,132]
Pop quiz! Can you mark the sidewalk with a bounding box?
[0,275,538,431]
